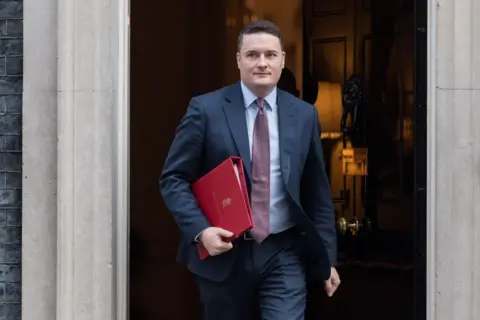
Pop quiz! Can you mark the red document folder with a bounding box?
[192,156,253,260]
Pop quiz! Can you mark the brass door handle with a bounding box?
[337,217,372,236]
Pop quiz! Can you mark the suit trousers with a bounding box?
[195,228,307,320]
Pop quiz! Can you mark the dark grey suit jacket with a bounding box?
[159,82,337,282]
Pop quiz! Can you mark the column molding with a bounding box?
[430,0,480,319]
[22,0,58,318]
[113,0,131,318]
[55,0,127,319]
[23,0,129,317]
[426,0,437,319]
[55,0,75,317]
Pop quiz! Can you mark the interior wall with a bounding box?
[303,0,372,229]
[129,1,227,318]
[248,0,304,95]
[130,1,190,318]
[222,0,303,93]
[303,0,415,233]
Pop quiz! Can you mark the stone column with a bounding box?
[56,0,121,318]
[429,0,480,319]
[23,0,126,318]
[22,0,58,318]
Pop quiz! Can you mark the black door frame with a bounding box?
[302,0,428,318]
[413,0,427,318]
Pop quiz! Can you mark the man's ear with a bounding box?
[236,52,241,69]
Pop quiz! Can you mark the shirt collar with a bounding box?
[240,81,277,111]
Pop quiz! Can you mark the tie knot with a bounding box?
[257,98,265,110]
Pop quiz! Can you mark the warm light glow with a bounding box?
[314,82,343,135]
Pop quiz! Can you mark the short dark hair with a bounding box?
[237,20,284,51]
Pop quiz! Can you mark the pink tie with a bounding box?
[249,97,270,243]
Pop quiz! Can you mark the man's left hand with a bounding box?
[324,267,341,297]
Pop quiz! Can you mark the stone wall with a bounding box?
[0,1,22,319]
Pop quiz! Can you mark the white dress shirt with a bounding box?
[240,82,294,234]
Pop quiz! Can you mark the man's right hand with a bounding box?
[199,227,234,257]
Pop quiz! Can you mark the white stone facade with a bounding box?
[20,0,480,319]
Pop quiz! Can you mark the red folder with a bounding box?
[192,156,253,260]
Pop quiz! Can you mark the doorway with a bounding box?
[129,0,427,319]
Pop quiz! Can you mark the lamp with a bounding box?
[314,82,343,139]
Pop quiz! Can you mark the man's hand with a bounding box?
[199,227,234,257]
[324,267,341,297]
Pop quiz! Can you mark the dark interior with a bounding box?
[129,0,423,319]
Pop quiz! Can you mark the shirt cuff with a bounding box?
[194,231,203,243]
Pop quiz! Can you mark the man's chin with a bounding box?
[252,79,274,87]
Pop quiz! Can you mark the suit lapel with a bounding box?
[222,83,252,181]
[221,85,297,185]
[277,90,296,185]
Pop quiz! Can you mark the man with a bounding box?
[159,20,340,320]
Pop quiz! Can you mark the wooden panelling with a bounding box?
[304,0,370,220]
[311,38,347,83]
[313,0,347,15]
[362,34,372,83]
[129,0,227,318]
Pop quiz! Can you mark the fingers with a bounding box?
[327,285,338,297]
[211,228,233,254]
[332,277,341,287]
[216,228,234,238]
[324,277,341,297]
[221,241,234,250]
[215,239,233,251]
[200,227,235,257]
[209,240,233,256]
[324,280,334,297]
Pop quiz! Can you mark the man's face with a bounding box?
[237,33,285,94]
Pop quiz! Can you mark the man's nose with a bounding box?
[257,55,267,67]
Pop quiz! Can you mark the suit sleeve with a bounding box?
[159,97,211,243]
[301,107,338,266]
